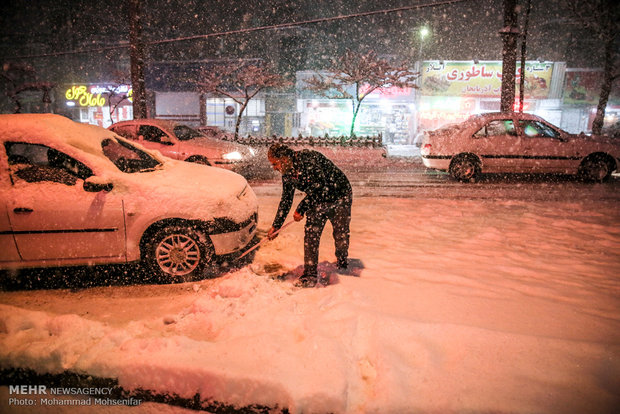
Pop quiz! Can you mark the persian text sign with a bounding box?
[421,61,553,98]
[65,86,106,107]
[65,84,132,107]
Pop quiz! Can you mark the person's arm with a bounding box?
[271,177,295,229]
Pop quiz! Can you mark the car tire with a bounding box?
[578,154,613,182]
[449,154,481,182]
[144,225,214,283]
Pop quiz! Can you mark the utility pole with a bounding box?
[499,0,520,112]
[518,0,532,112]
[129,0,147,119]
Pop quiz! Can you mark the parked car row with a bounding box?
[420,112,620,182]
[1,114,258,283]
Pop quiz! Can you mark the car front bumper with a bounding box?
[209,215,258,255]
[421,155,451,171]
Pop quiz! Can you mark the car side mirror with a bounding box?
[161,136,175,146]
[83,177,113,192]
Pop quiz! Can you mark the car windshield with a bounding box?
[173,125,203,141]
[101,137,163,173]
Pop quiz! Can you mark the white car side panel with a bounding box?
[0,204,21,262]
[8,181,126,261]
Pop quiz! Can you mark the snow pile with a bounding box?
[1,193,619,413]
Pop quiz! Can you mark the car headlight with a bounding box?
[223,151,243,161]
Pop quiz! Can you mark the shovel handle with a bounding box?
[238,220,295,258]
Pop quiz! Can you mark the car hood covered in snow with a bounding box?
[111,160,258,224]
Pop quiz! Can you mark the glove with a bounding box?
[267,226,278,240]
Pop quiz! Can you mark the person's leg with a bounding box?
[303,207,328,282]
[330,194,352,269]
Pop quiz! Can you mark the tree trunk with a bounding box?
[349,83,362,139]
[500,0,519,113]
[234,101,248,140]
[518,0,531,112]
[591,34,615,135]
[350,101,361,138]
[129,0,147,119]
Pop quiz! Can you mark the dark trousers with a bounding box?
[303,194,352,277]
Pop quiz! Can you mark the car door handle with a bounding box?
[13,207,34,214]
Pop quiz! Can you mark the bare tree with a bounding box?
[565,0,619,135]
[197,62,291,140]
[1,62,54,114]
[102,71,133,125]
[304,50,419,138]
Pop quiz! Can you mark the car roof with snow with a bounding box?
[0,113,168,173]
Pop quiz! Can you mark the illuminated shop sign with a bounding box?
[359,84,413,98]
[65,84,132,107]
[564,70,620,106]
[421,61,553,98]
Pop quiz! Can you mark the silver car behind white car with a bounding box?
[421,112,620,182]
[108,119,258,177]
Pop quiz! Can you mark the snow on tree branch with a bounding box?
[197,61,291,139]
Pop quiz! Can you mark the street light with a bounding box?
[417,26,430,64]
[419,26,430,40]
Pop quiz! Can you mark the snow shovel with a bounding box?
[238,220,296,259]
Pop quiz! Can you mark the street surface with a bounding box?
[250,154,620,202]
[1,152,619,413]
[1,153,618,292]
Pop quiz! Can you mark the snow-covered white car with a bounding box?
[0,114,258,282]
[420,112,620,182]
[108,119,257,177]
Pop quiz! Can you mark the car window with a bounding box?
[173,125,202,141]
[139,125,168,143]
[5,142,93,186]
[519,121,560,139]
[474,120,516,138]
[110,125,136,140]
[203,129,217,137]
[101,137,162,173]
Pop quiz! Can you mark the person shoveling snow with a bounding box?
[266,143,353,288]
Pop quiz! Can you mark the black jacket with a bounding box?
[272,149,352,229]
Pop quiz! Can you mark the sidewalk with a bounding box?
[315,144,422,172]
[248,144,423,179]
[385,144,421,158]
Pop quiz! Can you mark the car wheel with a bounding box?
[185,155,211,165]
[144,225,214,283]
[579,155,613,182]
[449,154,480,182]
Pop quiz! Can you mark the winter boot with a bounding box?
[295,274,317,288]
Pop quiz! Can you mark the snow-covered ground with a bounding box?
[1,180,619,413]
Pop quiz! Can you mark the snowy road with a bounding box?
[1,159,619,414]
[252,159,620,201]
